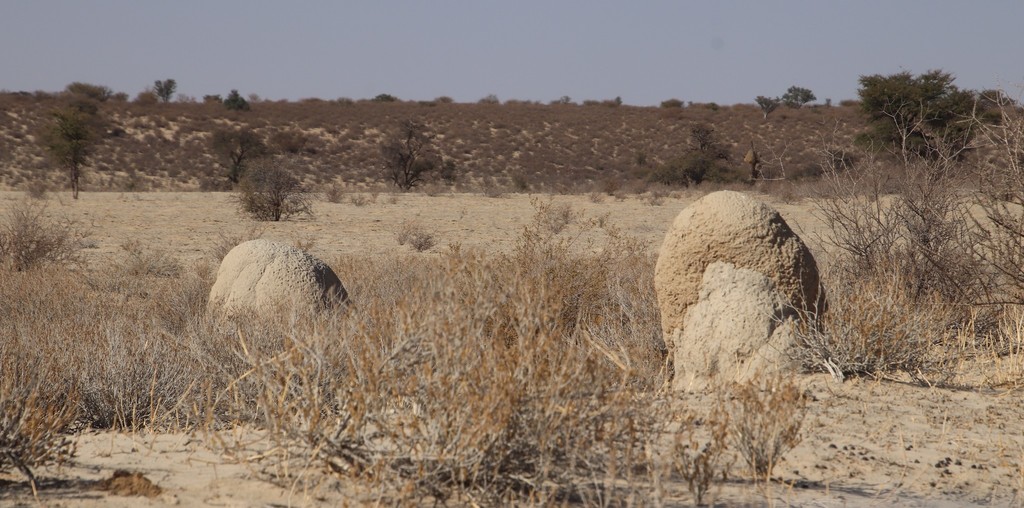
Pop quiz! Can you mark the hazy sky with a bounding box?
[3,1,1022,106]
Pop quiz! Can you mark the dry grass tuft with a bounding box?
[726,373,806,481]
[395,220,436,252]
[672,404,731,506]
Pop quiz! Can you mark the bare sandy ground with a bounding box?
[2,190,1023,506]
[0,189,830,264]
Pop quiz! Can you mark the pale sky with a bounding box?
[2,1,1022,106]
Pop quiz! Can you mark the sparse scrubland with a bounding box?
[2,79,1024,505]
[0,89,859,194]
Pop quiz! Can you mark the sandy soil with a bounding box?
[2,190,1022,506]
[0,189,830,264]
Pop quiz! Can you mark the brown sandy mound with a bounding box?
[94,470,162,498]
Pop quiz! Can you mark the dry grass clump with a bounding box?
[726,373,806,481]
[497,204,666,386]
[227,250,664,504]
[117,239,182,278]
[0,372,76,494]
[793,266,961,385]
[0,200,87,271]
[0,264,217,429]
[395,220,436,252]
[980,307,1024,387]
[209,224,265,262]
[671,405,731,506]
[209,205,668,503]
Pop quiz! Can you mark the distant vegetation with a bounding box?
[0,72,1011,195]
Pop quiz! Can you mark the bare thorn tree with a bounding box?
[381,120,437,191]
[972,87,1024,302]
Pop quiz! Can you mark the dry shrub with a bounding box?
[323,182,344,203]
[24,180,48,200]
[0,372,76,493]
[672,405,731,506]
[973,89,1024,304]
[601,177,623,196]
[270,129,308,154]
[642,190,666,206]
[480,178,506,198]
[794,266,960,385]
[348,193,372,206]
[395,220,436,252]
[236,159,313,221]
[227,251,664,504]
[0,200,86,271]
[530,197,579,234]
[726,373,806,481]
[118,239,182,278]
[212,205,668,503]
[815,149,985,306]
[0,196,670,502]
[0,263,218,431]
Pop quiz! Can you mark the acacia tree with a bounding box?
[153,79,177,103]
[64,82,113,102]
[857,70,983,163]
[381,120,438,190]
[223,89,250,111]
[210,128,269,184]
[755,96,781,118]
[43,107,94,199]
[781,86,816,108]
